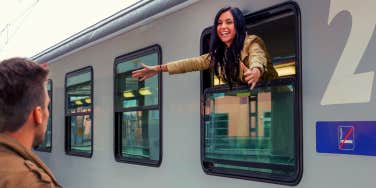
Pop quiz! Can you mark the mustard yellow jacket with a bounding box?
[0,134,61,188]
[166,34,278,82]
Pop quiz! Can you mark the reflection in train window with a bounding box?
[65,67,93,158]
[34,79,53,152]
[114,45,162,167]
[200,2,302,185]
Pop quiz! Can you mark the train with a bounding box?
[32,0,376,187]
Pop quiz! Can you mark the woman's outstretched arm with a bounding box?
[132,54,210,81]
[132,63,167,81]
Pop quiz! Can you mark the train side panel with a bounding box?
[36,0,376,187]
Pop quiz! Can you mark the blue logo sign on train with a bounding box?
[316,121,376,156]
[338,126,354,150]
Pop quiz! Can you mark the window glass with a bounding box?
[204,83,295,175]
[70,115,92,152]
[120,110,160,160]
[66,72,92,113]
[65,67,93,157]
[115,53,158,109]
[34,79,53,152]
[114,45,162,166]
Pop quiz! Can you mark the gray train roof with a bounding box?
[31,0,197,63]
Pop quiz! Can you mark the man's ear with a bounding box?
[32,106,43,125]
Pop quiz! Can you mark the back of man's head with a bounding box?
[0,57,49,133]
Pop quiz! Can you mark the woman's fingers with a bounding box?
[132,63,157,79]
[248,78,255,86]
[247,78,258,90]
[244,73,255,82]
[132,72,139,78]
[132,68,144,74]
[250,82,257,90]
[132,70,145,78]
[240,62,248,73]
[141,63,153,70]
[250,68,262,89]
[137,69,159,81]
[140,72,153,81]
[243,67,262,90]
[141,63,147,68]
[132,65,146,78]
[132,70,141,77]
[140,76,147,81]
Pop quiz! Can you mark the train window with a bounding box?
[200,2,302,185]
[114,45,162,167]
[34,79,53,152]
[65,67,93,158]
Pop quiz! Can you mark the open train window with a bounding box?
[114,45,162,167]
[34,79,53,152]
[200,2,302,185]
[65,67,93,158]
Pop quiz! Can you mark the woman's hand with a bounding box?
[132,63,160,81]
[241,63,261,90]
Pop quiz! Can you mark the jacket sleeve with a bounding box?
[166,54,210,74]
[248,40,267,73]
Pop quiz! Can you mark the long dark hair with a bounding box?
[209,7,246,87]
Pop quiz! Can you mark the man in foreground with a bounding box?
[0,58,61,188]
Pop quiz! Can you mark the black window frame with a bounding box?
[34,79,53,152]
[199,2,302,185]
[114,44,163,167]
[64,66,94,158]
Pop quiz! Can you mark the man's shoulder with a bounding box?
[0,147,58,187]
[0,147,26,169]
[0,169,56,188]
[24,160,57,185]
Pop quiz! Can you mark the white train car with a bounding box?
[33,0,376,187]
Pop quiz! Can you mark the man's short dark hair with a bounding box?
[0,57,49,132]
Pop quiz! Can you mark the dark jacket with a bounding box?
[0,134,61,188]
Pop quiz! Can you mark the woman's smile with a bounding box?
[217,10,236,47]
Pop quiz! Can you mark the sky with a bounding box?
[0,0,140,60]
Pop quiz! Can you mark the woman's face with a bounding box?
[217,10,236,47]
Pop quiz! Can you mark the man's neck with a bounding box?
[3,130,34,150]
